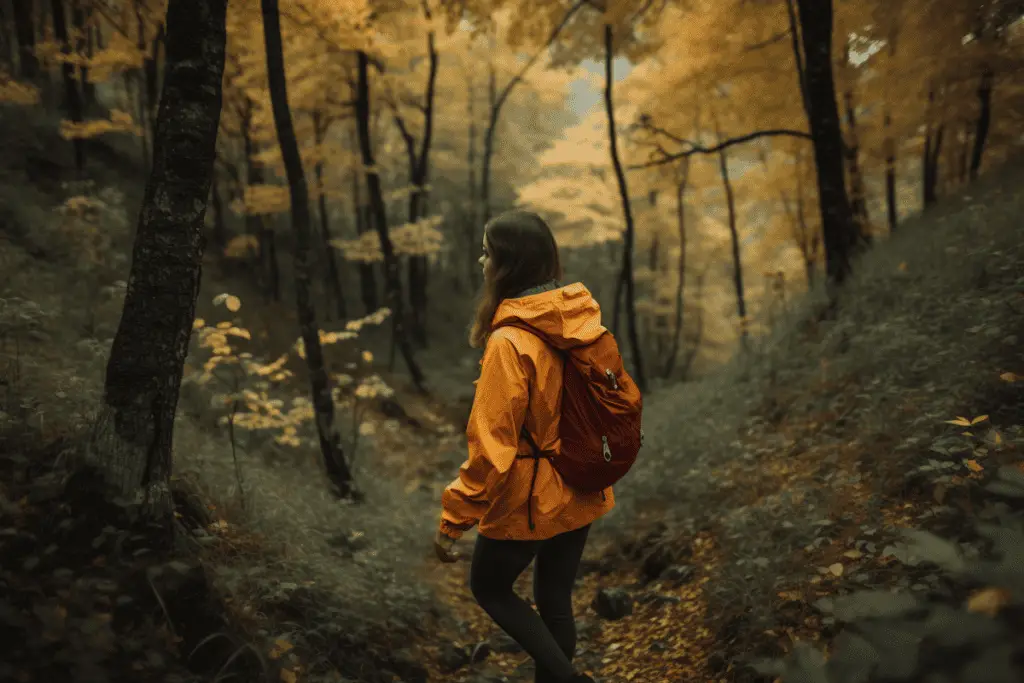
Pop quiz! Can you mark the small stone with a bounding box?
[593,587,633,620]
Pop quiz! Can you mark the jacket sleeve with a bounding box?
[439,333,530,540]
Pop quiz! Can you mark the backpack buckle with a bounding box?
[601,435,612,462]
[604,368,618,390]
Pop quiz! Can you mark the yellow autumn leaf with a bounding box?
[279,668,298,683]
[193,318,205,330]
[999,372,1020,383]
[269,638,294,660]
[897,262,908,272]
[966,587,1010,616]
[946,417,972,426]
[971,415,989,425]
[965,459,983,473]
[828,563,844,577]
[225,295,242,312]
[362,350,374,363]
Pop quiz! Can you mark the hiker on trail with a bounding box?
[434,210,644,683]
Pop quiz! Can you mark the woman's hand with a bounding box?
[434,529,460,563]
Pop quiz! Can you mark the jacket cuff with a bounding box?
[439,518,472,541]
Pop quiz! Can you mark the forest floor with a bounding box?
[1,106,1023,683]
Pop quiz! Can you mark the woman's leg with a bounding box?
[532,525,591,683]
[470,534,576,682]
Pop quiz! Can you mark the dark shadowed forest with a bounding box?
[1,0,1023,681]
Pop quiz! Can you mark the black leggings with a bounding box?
[470,524,591,683]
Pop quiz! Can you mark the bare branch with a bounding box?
[745,30,789,52]
[492,0,588,117]
[627,129,812,170]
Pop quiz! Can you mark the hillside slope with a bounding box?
[1,104,1022,683]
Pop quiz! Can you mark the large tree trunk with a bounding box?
[604,24,646,392]
[355,50,426,393]
[795,0,857,293]
[968,65,993,181]
[663,160,689,379]
[11,0,37,79]
[51,0,85,172]
[718,143,747,347]
[261,0,355,499]
[89,0,226,518]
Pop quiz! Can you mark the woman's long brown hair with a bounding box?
[468,210,563,348]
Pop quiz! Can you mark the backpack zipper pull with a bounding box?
[601,435,612,462]
[605,368,618,390]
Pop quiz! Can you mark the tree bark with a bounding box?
[89,0,226,518]
[11,0,36,79]
[968,65,993,181]
[603,24,646,393]
[51,0,85,172]
[794,0,857,294]
[356,50,426,393]
[261,0,355,499]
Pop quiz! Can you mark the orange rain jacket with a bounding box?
[439,282,615,542]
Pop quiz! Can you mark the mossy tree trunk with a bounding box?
[89,0,227,519]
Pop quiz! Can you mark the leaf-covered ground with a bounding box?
[1,107,1023,682]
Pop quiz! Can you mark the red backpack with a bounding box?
[492,321,644,529]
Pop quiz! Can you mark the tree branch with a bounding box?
[492,0,588,116]
[627,129,812,169]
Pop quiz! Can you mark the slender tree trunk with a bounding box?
[664,161,689,379]
[969,66,993,181]
[795,0,857,294]
[11,0,36,79]
[841,60,870,246]
[0,2,11,69]
[717,142,747,346]
[51,0,85,172]
[481,60,497,226]
[89,0,226,519]
[355,50,426,393]
[883,27,898,234]
[922,83,944,208]
[959,123,972,183]
[401,7,438,348]
[465,76,479,291]
[603,24,646,392]
[70,0,95,111]
[261,0,355,499]
[883,111,898,233]
[349,139,379,314]
[313,111,347,320]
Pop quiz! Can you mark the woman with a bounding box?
[435,210,614,683]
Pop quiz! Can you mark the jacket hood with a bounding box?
[492,282,605,350]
